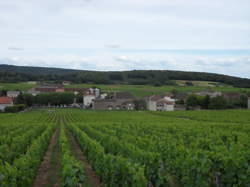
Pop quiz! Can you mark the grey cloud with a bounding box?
[8,47,24,51]
[105,44,120,49]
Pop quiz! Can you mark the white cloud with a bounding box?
[0,0,250,77]
[1,51,250,78]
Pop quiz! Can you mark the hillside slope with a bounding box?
[0,64,250,88]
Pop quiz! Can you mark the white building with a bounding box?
[83,94,96,107]
[0,97,13,111]
[100,93,107,99]
[7,91,20,98]
[147,95,175,111]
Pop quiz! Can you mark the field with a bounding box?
[0,83,35,91]
[66,83,250,98]
[1,81,250,98]
[0,109,249,187]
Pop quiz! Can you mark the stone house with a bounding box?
[93,92,135,110]
[222,92,241,100]
[196,91,222,98]
[0,97,13,111]
[93,99,135,110]
[146,95,175,111]
[7,91,20,98]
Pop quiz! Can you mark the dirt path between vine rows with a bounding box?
[66,129,102,187]
[33,128,61,187]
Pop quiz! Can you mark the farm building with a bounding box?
[146,95,175,111]
[7,91,20,98]
[0,97,13,111]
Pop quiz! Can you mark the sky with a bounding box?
[0,0,250,78]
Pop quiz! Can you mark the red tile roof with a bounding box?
[0,97,13,104]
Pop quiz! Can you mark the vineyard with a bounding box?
[0,109,249,187]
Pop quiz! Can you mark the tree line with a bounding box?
[184,94,248,110]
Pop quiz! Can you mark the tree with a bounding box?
[209,96,227,109]
[186,94,199,108]
[15,93,34,107]
[198,95,210,109]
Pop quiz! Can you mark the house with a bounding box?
[65,88,89,95]
[248,97,250,109]
[35,84,64,93]
[27,88,41,96]
[146,95,175,111]
[55,88,65,93]
[222,92,241,100]
[35,86,57,93]
[88,88,100,97]
[27,81,37,84]
[62,81,71,85]
[92,92,135,110]
[0,97,13,111]
[196,91,222,98]
[83,94,96,107]
[156,99,175,111]
[173,92,188,101]
[93,99,135,110]
[7,91,20,98]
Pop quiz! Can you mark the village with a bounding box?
[0,83,250,112]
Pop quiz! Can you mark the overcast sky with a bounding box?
[0,0,250,78]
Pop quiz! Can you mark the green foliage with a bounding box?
[67,123,147,187]
[60,127,85,187]
[209,96,227,109]
[66,109,250,187]
[186,94,199,107]
[15,93,34,106]
[4,104,26,113]
[34,92,74,106]
[0,124,55,186]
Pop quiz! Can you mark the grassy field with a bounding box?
[1,81,250,97]
[66,83,250,97]
[0,109,249,186]
[0,82,35,91]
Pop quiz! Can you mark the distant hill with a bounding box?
[0,64,83,75]
[0,64,250,88]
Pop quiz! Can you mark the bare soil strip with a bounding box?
[33,128,61,187]
[66,129,102,187]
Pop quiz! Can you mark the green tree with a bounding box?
[209,96,227,109]
[186,94,199,108]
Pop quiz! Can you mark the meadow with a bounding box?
[0,109,249,186]
[66,83,250,97]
